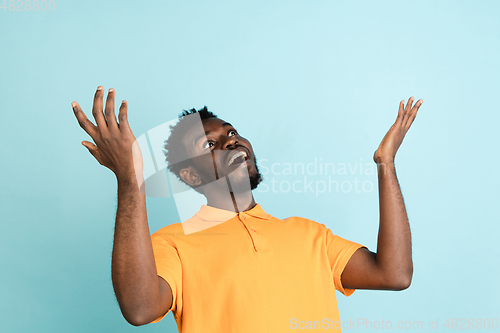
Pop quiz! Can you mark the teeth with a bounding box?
[228,151,247,166]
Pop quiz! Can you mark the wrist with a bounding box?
[374,156,395,165]
[376,159,396,177]
[116,167,144,187]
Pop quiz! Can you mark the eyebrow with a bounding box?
[193,122,234,145]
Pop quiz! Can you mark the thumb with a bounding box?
[82,141,99,160]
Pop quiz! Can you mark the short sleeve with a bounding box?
[149,231,183,323]
[325,228,366,297]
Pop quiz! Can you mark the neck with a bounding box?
[201,178,256,213]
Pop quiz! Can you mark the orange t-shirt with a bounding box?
[150,204,365,332]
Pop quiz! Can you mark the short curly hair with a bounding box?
[163,106,218,182]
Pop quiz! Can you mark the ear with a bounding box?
[179,166,202,187]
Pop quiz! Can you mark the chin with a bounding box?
[225,163,262,192]
[249,157,263,190]
[247,163,263,190]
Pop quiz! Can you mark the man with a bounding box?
[71,86,422,332]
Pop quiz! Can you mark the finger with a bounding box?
[402,96,414,124]
[82,140,101,161]
[118,100,130,132]
[105,88,119,130]
[395,100,405,125]
[92,86,109,135]
[405,96,414,112]
[72,101,98,139]
[405,99,423,130]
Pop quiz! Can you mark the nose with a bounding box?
[222,135,238,150]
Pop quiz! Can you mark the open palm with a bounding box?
[373,97,423,164]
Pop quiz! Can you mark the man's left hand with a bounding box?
[373,97,423,164]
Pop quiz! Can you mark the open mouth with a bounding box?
[227,150,248,166]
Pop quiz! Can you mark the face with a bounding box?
[180,117,262,191]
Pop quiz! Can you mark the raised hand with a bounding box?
[71,86,143,180]
[373,97,423,164]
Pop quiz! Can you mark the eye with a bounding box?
[228,130,238,136]
[202,140,215,150]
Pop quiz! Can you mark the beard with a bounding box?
[224,153,263,193]
[249,154,263,190]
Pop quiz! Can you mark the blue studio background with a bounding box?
[1,0,499,332]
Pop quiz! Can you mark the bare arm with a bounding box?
[113,170,173,325]
[72,86,172,325]
[341,97,422,291]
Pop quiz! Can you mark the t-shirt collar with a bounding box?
[245,204,272,220]
[195,203,271,222]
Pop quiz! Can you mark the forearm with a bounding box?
[375,161,413,287]
[111,171,163,325]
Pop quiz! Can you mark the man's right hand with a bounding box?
[72,86,171,326]
[71,86,143,181]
